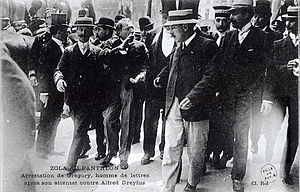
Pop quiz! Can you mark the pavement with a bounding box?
[25,114,299,192]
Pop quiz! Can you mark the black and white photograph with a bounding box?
[0,0,299,191]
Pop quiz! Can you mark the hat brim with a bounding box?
[96,24,115,30]
[73,24,96,27]
[51,24,69,27]
[228,5,252,12]
[282,14,298,19]
[164,19,198,26]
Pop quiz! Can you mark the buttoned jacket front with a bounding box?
[158,31,219,121]
[54,42,106,107]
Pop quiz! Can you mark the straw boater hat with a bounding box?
[73,17,95,27]
[282,6,300,19]
[229,0,253,12]
[164,9,198,26]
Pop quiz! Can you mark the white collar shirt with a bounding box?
[238,22,252,44]
[52,37,64,52]
[78,41,90,55]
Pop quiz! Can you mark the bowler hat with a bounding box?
[138,16,154,31]
[213,5,231,18]
[282,6,300,19]
[51,13,68,27]
[164,9,198,26]
[73,17,95,27]
[97,17,115,29]
[229,0,253,12]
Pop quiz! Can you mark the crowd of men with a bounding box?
[1,0,299,192]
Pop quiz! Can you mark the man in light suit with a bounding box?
[219,0,270,191]
[155,9,218,192]
[54,17,107,174]
[262,6,299,186]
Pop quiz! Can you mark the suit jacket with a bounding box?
[34,38,64,101]
[107,38,149,92]
[146,27,173,101]
[158,31,219,121]
[219,26,270,96]
[263,36,298,101]
[54,42,106,107]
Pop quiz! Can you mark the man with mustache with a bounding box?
[54,17,107,174]
[218,0,271,191]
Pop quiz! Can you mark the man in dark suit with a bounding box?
[54,17,107,174]
[140,0,176,165]
[155,9,218,192]
[220,0,270,191]
[262,6,299,185]
[99,18,149,169]
[207,5,234,170]
[250,0,283,155]
[33,13,68,159]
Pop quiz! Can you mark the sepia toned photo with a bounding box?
[0,0,299,192]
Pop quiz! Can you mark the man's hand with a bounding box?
[130,72,146,84]
[119,34,134,50]
[56,79,67,92]
[99,48,111,56]
[40,94,49,108]
[179,98,193,110]
[61,102,70,119]
[261,101,273,115]
[153,77,161,88]
[287,58,299,70]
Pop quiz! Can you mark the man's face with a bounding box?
[286,19,298,34]
[252,13,269,29]
[57,27,68,43]
[215,16,230,33]
[95,26,108,40]
[118,23,134,40]
[169,24,184,43]
[76,26,93,42]
[230,9,249,29]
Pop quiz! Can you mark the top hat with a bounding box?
[139,16,154,31]
[114,14,126,23]
[254,0,271,16]
[51,13,68,27]
[164,9,198,26]
[73,17,95,27]
[178,0,200,19]
[97,17,115,29]
[282,6,300,19]
[213,5,231,18]
[229,0,253,12]
[160,0,177,16]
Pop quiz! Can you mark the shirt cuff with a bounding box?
[40,93,50,96]
[263,100,273,104]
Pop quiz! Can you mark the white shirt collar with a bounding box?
[78,40,90,55]
[238,21,252,34]
[52,37,64,52]
[183,32,196,49]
